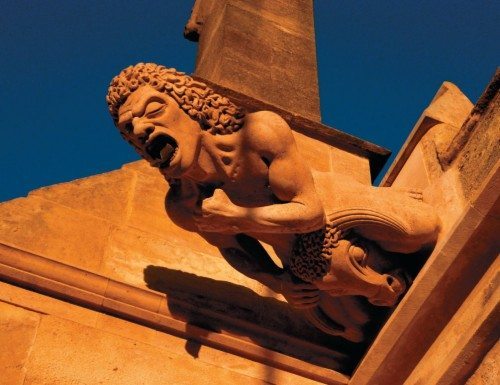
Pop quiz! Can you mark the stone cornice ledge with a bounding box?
[0,243,349,385]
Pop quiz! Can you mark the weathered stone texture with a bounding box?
[0,196,111,272]
[22,316,271,385]
[466,341,499,385]
[0,282,324,385]
[0,281,99,328]
[329,147,371,185]
[124,171,220,255]
[384,81,473,189]
[402,256,499,385]
[0,302,40,385]
[391,144,429,190]
[193,75,390,180]
[102,224,260,291]
[351,74,499,385]
[29,169,135,224]
[1,2,495,381]
[0,157,348,375]
[291,128,374,184]
[193,0,321,120]
[292,131,332,173]
[456,90,499,201]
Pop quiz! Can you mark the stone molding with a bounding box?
[0,242,349,385]
[403,257,499,385]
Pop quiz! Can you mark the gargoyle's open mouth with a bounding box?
[146,134,178,168]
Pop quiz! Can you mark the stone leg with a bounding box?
[313,171,441,254]
[342,186,441,253]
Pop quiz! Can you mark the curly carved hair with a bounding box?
[106,63,245,135]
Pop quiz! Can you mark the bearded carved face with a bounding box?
[117,85,203,178]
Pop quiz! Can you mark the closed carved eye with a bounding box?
[145,101,166,118]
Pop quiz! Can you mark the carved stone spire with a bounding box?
[185,0,322,121]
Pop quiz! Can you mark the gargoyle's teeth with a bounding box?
[160,144,175,161]
[145,134,178,166]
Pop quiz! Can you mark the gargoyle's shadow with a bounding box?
[143,264,364,372]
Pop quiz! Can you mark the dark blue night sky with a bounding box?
[1,0,498,201]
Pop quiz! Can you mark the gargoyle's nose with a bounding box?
[368,272,406,306]
[132,119,154,143]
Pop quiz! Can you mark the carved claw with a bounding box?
[276,271,320,309]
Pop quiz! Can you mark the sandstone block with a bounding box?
[29,169,135,224]
[94,313,158,346]
[121,159,158,177]
[329,147,371,185]
[125,171,221,255]
[101,225,263,296]
[194,0,320,120]
[390,143,429,190]
[23,315,271,385]
[466,341,499,385]
[292,131,331,172]
[0,197,111,272]
[456,91,499,201]
[0,301,40,385]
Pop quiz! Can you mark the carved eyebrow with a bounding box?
[132,95,166,118]
[117,110,133,128]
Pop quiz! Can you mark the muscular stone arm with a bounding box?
[203,233,320,308]
[165,149,320,307]
[198,111,325,234]
[166,192,282,289]
[205,233,284,286]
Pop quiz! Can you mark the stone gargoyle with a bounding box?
[106,63,440,342]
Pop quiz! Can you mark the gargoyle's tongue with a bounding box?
[160,143,175,162]
[146,134,178,168]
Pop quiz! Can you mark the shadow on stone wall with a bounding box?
[143,264,367,372]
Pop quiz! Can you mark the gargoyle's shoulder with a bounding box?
[243,111,295,150]
[247,110,289,126]
[245,111,293,137]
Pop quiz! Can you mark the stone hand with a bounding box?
[276,271,320,309]
[194,189,244,233]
